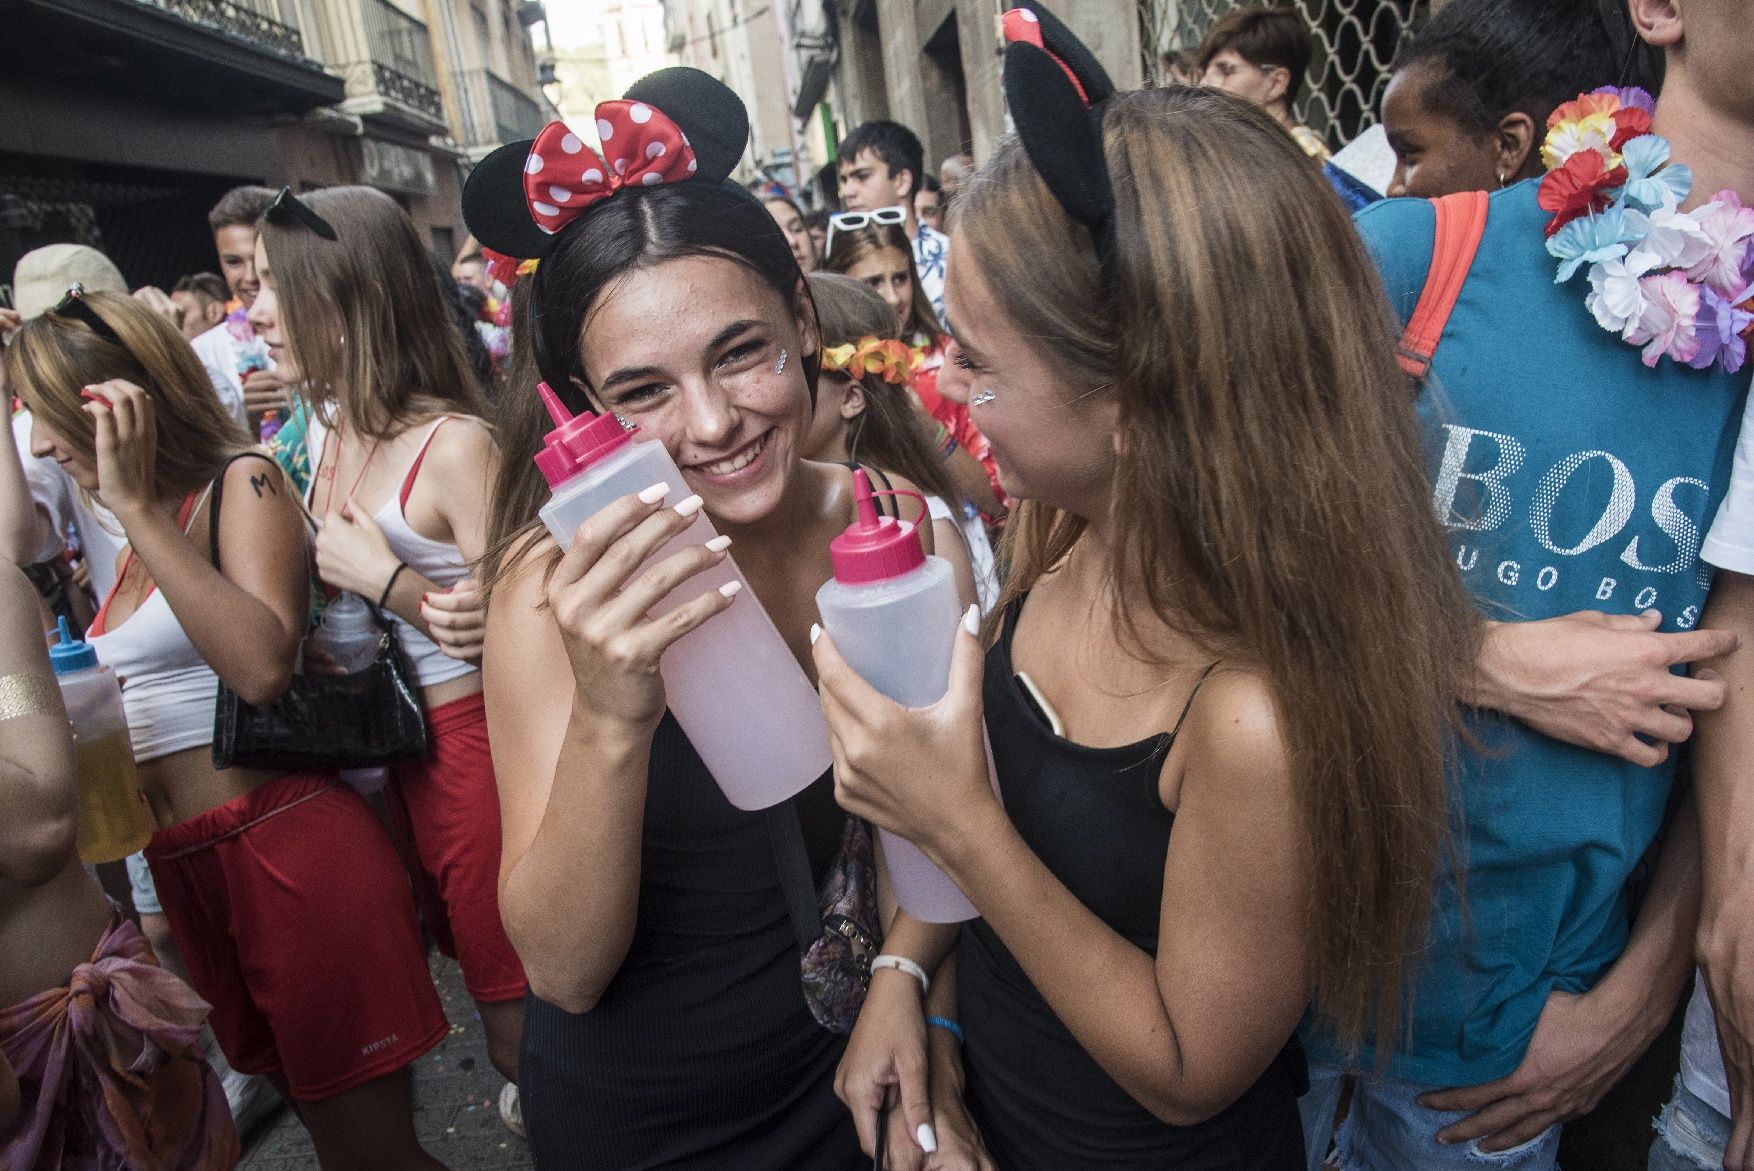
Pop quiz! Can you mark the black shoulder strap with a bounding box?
[765,801,822,953]
[841,460,898,520]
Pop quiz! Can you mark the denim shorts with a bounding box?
[1648,1076,1730,1171]
[1302,1062,1562,1171]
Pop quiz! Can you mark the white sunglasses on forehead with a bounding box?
[824,206,908,261]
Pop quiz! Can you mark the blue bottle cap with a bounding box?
[48,616,98,675]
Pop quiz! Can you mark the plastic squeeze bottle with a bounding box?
[815,470,977,923]
[532,383,831,811]
[312,592,390,795]
[49,618,156,863]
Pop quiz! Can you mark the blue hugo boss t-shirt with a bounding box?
[1308,179,1748,1086]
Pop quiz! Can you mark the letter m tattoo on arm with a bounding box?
[249,472,278,499]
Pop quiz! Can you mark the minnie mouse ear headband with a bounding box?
[1002,5,1120,294]
[460,66,750,265]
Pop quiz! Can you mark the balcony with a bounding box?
[0,0,342,115]
[360,0,443,119]
[454,68,546,150]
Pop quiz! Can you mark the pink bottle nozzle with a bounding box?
[533,380,637,486]
[830,468,927,585]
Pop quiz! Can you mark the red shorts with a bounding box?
[387,691,527,1003]
[145,773,448,1101]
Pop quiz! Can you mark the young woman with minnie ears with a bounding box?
[462,68,973,1167]
[818,7,1477,1168]
[251,186,527,1101]
[5,289,450,1170]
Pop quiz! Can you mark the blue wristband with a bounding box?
[926,1015,964,1044]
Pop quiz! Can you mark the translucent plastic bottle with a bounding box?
[815,470,977,922]
[532,382,831,811]
[49,618,155,863]
[312,593,390,795]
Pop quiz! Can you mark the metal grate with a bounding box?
[1140,0,1428,148]
[147,0,309,58]
[362,0,445,118]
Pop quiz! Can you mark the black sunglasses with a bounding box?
[50,284,125,347]
[264,185,338,240]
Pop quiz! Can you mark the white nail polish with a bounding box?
[637,482,668,505]
[704,535,732,553]
[962,604,980,635]
[917,1123,937,1153]
[718,580,742,599]
[674,494,705,518]
[809,623,821,645]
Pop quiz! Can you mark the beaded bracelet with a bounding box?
[926,1015,964,1044]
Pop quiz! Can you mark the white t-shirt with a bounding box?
[188,323,250,428]
[1683,374,1754,1120]
[926,493,999,613]
[10,411,125,600]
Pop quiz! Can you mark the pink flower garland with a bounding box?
[1542,86,1754,373]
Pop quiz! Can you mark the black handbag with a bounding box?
[208,453,428,772]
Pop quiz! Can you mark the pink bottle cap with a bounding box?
[533,381,636,486]
[830,469,927,585]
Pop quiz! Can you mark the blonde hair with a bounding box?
[5,291,250,498]
[958,86,1475,1056]
[258,186,486,439]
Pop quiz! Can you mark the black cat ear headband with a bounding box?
[461,66,750,263]
[1001,5,1120,294]
[460,67,751,395]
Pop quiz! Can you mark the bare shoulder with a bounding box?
[486,537,561,631]
[425,414,498,472]
[1171,666,1295,810]
[219,450,287,498]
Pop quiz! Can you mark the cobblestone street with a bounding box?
[238,952,532,1170]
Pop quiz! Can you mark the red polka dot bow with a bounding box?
[521,101,699,235]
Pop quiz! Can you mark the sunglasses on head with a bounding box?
[264,185,338,240]
[49,284,125,348]
[825,206,907,259]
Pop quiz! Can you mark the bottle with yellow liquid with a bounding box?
[49,618,154,863]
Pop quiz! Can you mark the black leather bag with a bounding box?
[208,454,428,772]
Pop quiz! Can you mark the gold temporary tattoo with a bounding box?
[0,671,58,722]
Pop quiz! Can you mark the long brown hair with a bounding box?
[958,86,1475,1056]
[258,186,487,439]
[807,272,960,508]
[5,291,250,498]
[823,222,940,344]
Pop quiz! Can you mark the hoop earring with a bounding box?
[775,348,788,375]
[1498,170,1508,189]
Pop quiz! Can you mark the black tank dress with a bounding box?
[519,712,863,1170]
[957,603,1306,1170]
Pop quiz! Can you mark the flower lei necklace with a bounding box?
[1541,85,1754,373]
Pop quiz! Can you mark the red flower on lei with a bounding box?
[1546,92,1620,129]
[1538,151,1629,238]
[1610,107,1653,151]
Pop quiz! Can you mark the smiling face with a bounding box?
[27,411,97,492]
[576,255,820,528]
[844,246,914,332]
[943,234,1116,513]
[246,235,298,381]
[214,224,259,308]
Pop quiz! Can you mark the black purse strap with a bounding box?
[766,800,824,953]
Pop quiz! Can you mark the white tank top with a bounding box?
[87,487,221,762]
[306,412,479,689]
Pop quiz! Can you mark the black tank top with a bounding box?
[519,712,862,1170]
[957,602,1306,1170]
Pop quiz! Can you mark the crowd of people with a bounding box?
[4,0,1754,1169]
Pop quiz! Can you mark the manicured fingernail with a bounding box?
[917,1124,937,1153]
[962,604,980,635]
[674,494,704,518]
[637,482,668,505]
[809,623,821,645]
[704,535,732,553]
[719,580,742,599]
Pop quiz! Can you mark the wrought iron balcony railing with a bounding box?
[361,0,443,119]
[141,0,308,59]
